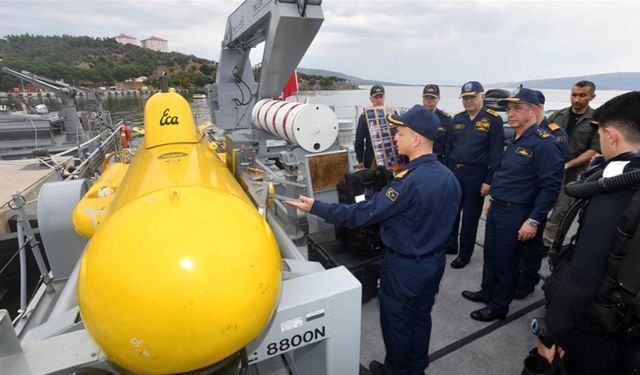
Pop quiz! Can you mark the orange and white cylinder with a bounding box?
[251,99,338,153]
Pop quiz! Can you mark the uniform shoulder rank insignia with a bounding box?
[556,136,567,143]
[394,167,414,180]
[385,187,400,202]
[548,123,561,131]
[535,129,551,138]
[486,108,500,117]
[515,147,532,157]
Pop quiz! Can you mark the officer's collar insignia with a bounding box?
[516,147,532,157]
[548,123,560,131]
[535,129,550,138]
[385,187,400,201]
[454,123,465,130]
[556,136,566,143]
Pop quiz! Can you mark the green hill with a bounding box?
[0,34,218,91]
[0,34,359,93]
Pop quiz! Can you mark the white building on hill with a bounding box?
[141,36,168,52]
[114,33,138,46]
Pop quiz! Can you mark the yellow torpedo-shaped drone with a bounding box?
[75,90,282,374]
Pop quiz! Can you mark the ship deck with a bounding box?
[356,198,579,375]
[359,208,550,374]
[0,157,71,233]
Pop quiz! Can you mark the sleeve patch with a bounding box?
[385,187,400,202]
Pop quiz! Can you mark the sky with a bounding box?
[2,0,639,85]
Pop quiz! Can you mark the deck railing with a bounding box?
[0,116,122,328]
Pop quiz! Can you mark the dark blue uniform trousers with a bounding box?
[448,167,488,259]
[379,252,445,375]
[516,219,547,290]
[481,204,542,314]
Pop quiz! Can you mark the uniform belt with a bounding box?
[490,198,532,209]
[450,162,488,170]
[386,248,436,260]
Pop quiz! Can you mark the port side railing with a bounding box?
[0,119,122,330]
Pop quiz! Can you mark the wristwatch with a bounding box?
[531,319,542,336]
[531,318,553,348]
[527,219,540,229]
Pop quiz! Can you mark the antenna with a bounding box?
[160,73,168,93]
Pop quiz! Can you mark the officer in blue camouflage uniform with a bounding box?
[446,81,505,268]
[287,105,461,375]
[422,84,452,163]
[514,89,569,299]
[461,88,563,322]
[355,84,386,169]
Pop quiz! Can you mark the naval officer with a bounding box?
[514,89,569,300]
[287,105,461,375]
[462,88,563,322]
[422,84,452,163]
[446,81,505,267]
[355,84,386,169]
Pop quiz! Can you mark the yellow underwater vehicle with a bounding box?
[2,2,362,374]
[73,90,282,373]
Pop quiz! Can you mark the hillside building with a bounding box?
[141,36,168,52]
[114,33,138,46]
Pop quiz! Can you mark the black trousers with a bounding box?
[560,328,625,374]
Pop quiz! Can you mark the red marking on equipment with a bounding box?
[255,101,270,129]
[263,101,280,130]
[282,104,301,142]
[271,101,289,136]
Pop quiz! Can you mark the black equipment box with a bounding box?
[307,230,384,303]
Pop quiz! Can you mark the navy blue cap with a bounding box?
[422,84,440,98]
[387,105,441,140]
[460,81,484,97]
[498,88,541,107]
[370,84,385,97]
[535,90,546,105]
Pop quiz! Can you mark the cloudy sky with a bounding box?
[2,0,638,85]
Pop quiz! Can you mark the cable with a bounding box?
[232,69,255,107]
[0,239,30,277]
